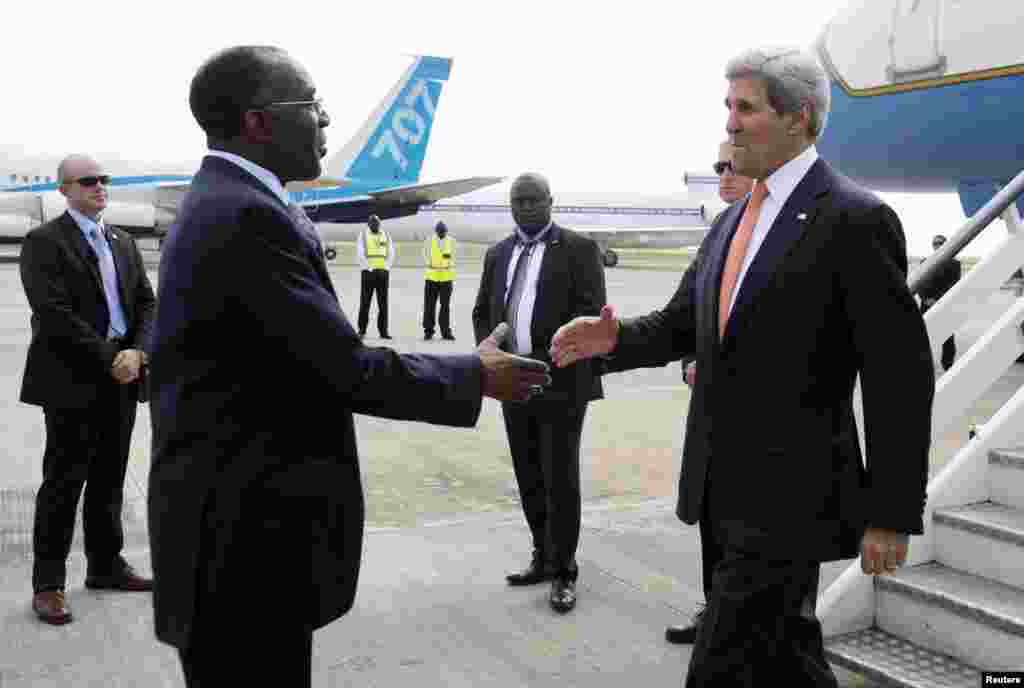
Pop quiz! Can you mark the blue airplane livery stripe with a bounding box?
[3,174,192,193]
[818,72,1024,196]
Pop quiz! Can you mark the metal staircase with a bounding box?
[820,171,1024,686]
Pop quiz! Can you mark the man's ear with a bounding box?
[242,110,274,143]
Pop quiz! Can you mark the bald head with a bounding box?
[57,154,101,185]
[510,173,553,235]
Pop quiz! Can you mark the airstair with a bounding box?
[821,171,1024,686]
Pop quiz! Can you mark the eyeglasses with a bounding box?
[713,161,733,176]
[254,98,328,117]
[65,175,111,187]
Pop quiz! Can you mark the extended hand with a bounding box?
[478,323,552,402]
[860,528,909,575]
[111,349,144,384]
[549,304,619,368]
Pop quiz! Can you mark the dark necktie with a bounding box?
[504,240,537,353]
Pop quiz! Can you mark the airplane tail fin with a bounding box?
[323,55,452,185]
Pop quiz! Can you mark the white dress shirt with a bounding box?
[206,150,290,207]
[725,145,819,317]
[504,222,553,355]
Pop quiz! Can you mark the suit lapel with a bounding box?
[534,223,563,312]
[703,202,745,343]
[492,236,516,319]
[724,159,830,342]
[61,213,105,296]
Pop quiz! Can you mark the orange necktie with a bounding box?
[718,180,768,338]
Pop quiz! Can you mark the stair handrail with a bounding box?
[909,169,1024,295]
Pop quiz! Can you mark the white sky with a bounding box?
[3,0,994,257]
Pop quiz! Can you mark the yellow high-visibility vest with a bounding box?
[425,236,454,282]
[363,229,389,270]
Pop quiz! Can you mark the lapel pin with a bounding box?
[797,212,808,221]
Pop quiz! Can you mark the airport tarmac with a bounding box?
[0,245,1020,686]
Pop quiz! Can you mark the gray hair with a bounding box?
[725,47,831,139]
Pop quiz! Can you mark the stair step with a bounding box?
[876,562,1024,669]
[933,502,1024,589]
[826,627,979,688]
[990,449,1024,510]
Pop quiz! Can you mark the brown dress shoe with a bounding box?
[85,564,153,592]
[33,590,73,625]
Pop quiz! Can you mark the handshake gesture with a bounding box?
[548,305,619,368]
[477,323,552,402]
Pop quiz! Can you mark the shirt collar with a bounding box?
[207,150,291,207]
[762,145,819,208]
[67,207,104,237]
[515,220,553,245]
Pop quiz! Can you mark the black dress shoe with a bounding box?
[380,334,393,340]
[506,551,552,586]
[665,607,705,644]
[32,590,72,625]
[424,333,434,340]
[550,577,576,613]
[85,564,153,592]
[442,333,455,341]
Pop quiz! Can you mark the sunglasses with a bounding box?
[713,161,733,176]
[255,98,328,117]
[66,175,111,187]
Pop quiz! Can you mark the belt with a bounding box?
[107,336,126,348]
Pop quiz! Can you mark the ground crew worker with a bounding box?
[357,214,394,339]
[423,221,456,340]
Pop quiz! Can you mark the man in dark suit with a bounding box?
[919,233,962,371]
[667,141,756,645]
[472,172,606,614]
[551,47,934,686]
[148,46,549,688]
[19,154,156,625]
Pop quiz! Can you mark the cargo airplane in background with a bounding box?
[0,55,504,254]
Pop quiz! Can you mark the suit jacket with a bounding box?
[472,223,606,405]
[606,158,934,562]
[19,211,156,408]
[148,156,484,649]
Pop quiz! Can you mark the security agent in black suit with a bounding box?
[552,47,933,687]
[472,173,606,614]
[919,233,962,371]
[148,46,549,688]
[19,154,156,626]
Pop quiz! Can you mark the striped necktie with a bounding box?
[88,225,128,338]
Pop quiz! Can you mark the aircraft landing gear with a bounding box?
[602,249,619,268]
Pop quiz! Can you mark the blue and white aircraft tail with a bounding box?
[0,55,503,239]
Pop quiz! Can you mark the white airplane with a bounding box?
[0,55,503,248]
[345,183,716,267]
